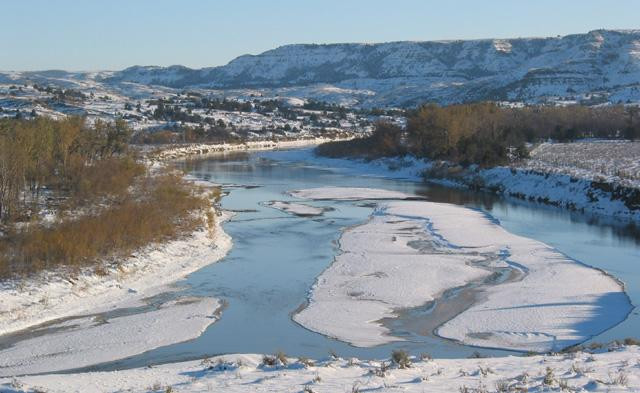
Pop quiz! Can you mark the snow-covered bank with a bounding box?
[291,188,632,352]
[0,209,233,337]
[0,297,220,376]
[3,346,639,393]
[524,141,640,189]
[147,136,354,162]
[260,146,640,222]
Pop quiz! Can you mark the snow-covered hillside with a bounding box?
[2,29,639,108]
[98,29,640,107]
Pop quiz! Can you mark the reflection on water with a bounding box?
[81,149,639,371]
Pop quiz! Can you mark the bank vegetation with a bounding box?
[317,103,640,167]
[0,117,212,278]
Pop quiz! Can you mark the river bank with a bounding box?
[145,135,355,162]
[258,143,640,223]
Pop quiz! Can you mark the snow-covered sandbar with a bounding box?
[294,210,491,347]
[293,187,633,352]
[0,297,221,376]
[264,200,329,217]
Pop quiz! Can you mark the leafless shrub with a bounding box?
[419,352,432,361]
[587,342,603,351]
[495,380,509,392]
[570,363,593,376]
[609,371,628,386]
[391,349,411,368]
[297,357,314,368]
[478,365,493,376]
[275,351,288,366]
[10,378,23,389]
[369,361,389,377]
[458,381,488,393]
[558,379,571,391]
[623,337,640,346]
[543,367,556,386]
[261,355,277,367]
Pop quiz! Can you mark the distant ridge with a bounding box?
[4,30,640,107]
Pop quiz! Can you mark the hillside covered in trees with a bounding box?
[0,117,212,278]
[317,103,640,167]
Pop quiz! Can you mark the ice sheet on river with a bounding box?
[293,187,632,352]
[290,187,416,201]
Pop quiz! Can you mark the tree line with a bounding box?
[0,117,210,278]
[0,117,131,221]
[317,103,640,167]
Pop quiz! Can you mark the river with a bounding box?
[2,148,638,375]
[70,148,637,372]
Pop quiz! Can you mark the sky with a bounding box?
[2,0,639,71]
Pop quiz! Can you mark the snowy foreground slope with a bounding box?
[291,188,631,352]
[2,347,639,392]
[102,29,640,107]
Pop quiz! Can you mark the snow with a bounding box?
[290,187,416,201]
[291,187,632,352]
[0,209,233,337]
[524,141,640,189]
[2,346,639,392]
[294,207,490,347]
[264,201,327,217]
[0,297,221,376]
[388,202,632,352]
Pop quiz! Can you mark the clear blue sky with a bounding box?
[2,0,639,71]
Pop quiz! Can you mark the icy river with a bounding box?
[1,148,639,375]
[77,148,636,371]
